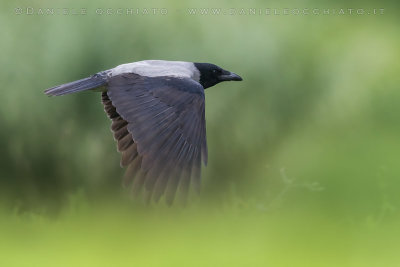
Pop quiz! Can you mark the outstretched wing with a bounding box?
[103,73,207,205]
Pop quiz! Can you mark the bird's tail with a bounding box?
[44,71,109,96]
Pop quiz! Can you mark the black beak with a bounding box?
[218,71,243,82]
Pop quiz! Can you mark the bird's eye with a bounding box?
[213,69,221,74]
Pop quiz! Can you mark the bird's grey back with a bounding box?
[111,60,201,81]
[45,60,202,97]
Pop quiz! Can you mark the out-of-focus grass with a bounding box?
[1,196,400,267]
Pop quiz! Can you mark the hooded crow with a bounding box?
[45,60,242,204]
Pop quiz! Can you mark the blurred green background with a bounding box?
[1,0,400,266]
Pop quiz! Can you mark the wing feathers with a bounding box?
[121,143,138,167]
[103,74,207,204]
[111,118,127,131]
[117,133,133,151]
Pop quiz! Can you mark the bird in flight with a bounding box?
[45,60,242,204]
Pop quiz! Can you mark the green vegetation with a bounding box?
[1,0,399,266]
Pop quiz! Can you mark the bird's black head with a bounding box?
[194,63,242,89]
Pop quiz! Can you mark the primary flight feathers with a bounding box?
[45,60,242,205]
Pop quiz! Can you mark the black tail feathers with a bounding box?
[44,71,109,96]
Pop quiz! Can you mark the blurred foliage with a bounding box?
[1,0,400,266]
